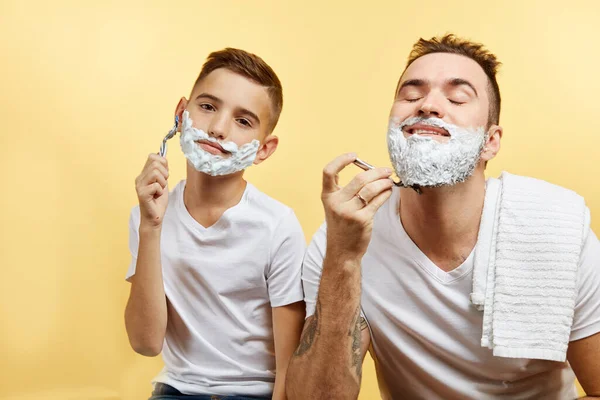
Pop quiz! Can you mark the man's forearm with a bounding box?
[124,226,167,356]
[287,255,363,400]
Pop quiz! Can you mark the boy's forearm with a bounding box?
[125,225,167,356]
[272,371,287,400]
[272,301,305,400]
[287,256,363,400]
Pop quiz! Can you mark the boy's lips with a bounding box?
[197,140,229,155]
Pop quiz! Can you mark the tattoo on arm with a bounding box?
[293,302,320,357]
[360,316,368,331]
[349,307,363,377]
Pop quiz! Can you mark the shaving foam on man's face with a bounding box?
[387,116,487,187]
[180,110,260,176]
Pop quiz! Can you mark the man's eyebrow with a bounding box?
[397,79,427,93]
[448,78,478,97]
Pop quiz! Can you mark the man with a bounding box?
[125,48,305,399]
[287,35,600,399]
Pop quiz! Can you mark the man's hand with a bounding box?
[322,153,394,260]
[135,154,169,228]
[286,153,393,400]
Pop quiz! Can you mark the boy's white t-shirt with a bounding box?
[303,185,600,400]
[127,180,305,396]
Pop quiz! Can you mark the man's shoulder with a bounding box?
[498,172,583,199]
[498,171,589,222]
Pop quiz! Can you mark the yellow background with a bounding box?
[0,0,597,398]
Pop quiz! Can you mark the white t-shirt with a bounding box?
[303,185,600,400]
[127,180,305,396]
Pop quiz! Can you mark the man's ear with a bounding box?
[480,124,502,162]
[175,97,188,131]
[253,135,279,165]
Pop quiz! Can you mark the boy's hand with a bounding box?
[135,154,169,229]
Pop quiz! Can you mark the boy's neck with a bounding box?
[183,163,248,228]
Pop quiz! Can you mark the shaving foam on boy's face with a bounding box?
[387,116,487,187]
[180,110,260,176]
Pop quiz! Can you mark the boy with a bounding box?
[125,48,305,400]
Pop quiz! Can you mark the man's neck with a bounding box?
[399,174,486,272]
[183,164,247,228]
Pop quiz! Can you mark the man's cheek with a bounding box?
[390,105,410,119]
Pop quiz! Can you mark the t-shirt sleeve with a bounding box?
[266,210,306,307]
[303,223,328,318]
[125,206,141,282]
[570,209,600,341]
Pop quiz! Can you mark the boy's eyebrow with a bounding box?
[195,93,222,103]
[238,107,261,126]
[195,92,261,125]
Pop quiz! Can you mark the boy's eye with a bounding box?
[406,97,421,103]
[237,118,251,127]
[449,99,466,105]
[200,103,215,111]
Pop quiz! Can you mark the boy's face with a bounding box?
[176,68,277,165]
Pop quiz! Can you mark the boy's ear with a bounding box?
[253,135,279,165]
[175,97,188,130]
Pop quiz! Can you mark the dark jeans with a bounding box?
[149,383,271,400]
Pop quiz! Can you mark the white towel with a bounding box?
[470,172,589,362]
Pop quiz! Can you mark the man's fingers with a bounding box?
[356,178,394,204]
[322,153,357,194]
[363,187,393,214]
[341,168,393,201]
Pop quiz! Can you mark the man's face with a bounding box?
[182,68,273,157]
[390,52,491,140]
[387,52,502,188]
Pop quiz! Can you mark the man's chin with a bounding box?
[400,174,475,189]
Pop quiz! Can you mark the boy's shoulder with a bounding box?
[245,182,295,219]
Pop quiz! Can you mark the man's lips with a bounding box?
[197,140,229,155]
[403,123,450,137]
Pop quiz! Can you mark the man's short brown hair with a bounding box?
[401,34,502,125]
[193,48,283,132]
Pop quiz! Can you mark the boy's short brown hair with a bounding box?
[194,48,283,132]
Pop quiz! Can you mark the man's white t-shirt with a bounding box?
[127,180,305,396]
[303,186,600,400]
